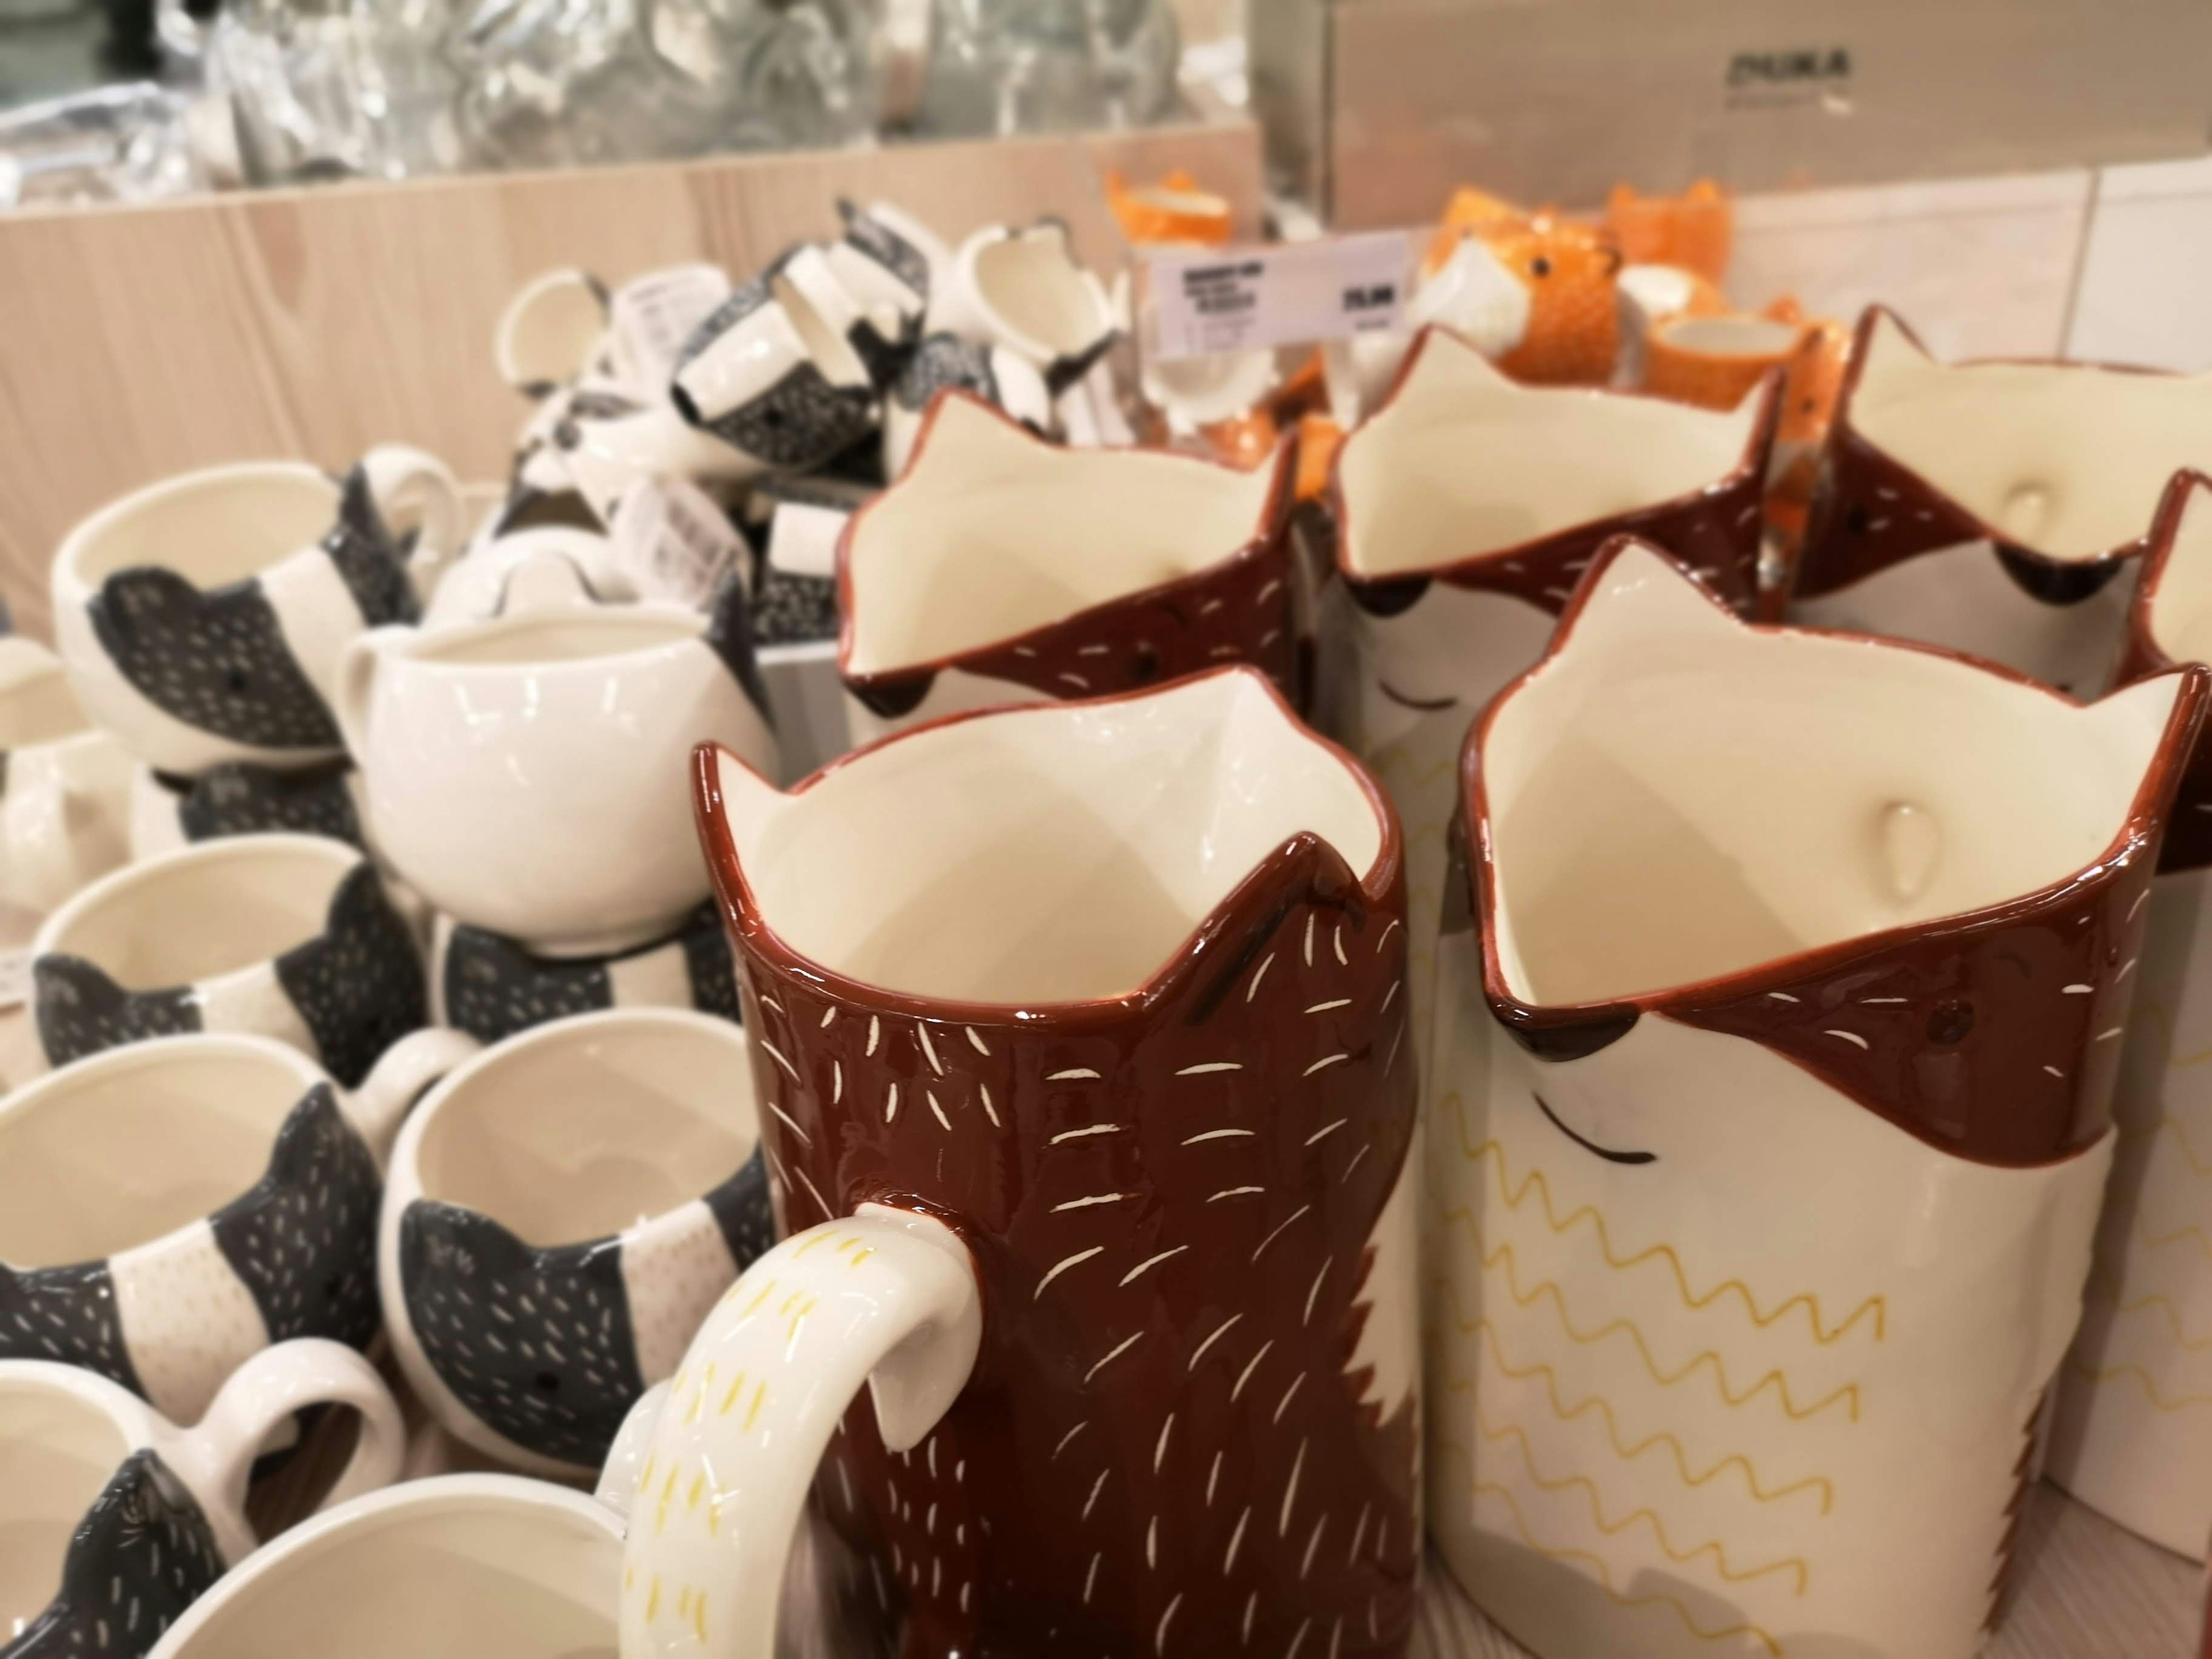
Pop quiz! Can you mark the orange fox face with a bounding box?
[1606,179,1733,284]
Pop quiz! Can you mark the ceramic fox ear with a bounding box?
[1550,539,1743,659]
[907,389,1033,468]
[2080,667,2198,776]
[2145,472,2212,664]
[700,742,790,869]
[1859,306,1931,369]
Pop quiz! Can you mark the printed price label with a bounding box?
[1143,232,1412,362]
[609,265,734,384]
[611,478,749,608]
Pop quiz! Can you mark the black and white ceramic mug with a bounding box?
[0,1032,474,1422]
[380,1008,772,1477]
[128,759,369,862]
[30,832,434,1085]
[51,449,463,775]
[428,901,739,1047]
[0,1347,403,1659]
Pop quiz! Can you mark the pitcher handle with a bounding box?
[331,625,407,765]
[342,1025,482,1164]
[615,1203,982,1659]
[360,444,465,605]
[165,1338,406,1543]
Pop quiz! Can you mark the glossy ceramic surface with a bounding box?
[334,592,778,953]
[1327,323,1774,1132]
[632,668,1420,1657]
[52,453,461,774]
[1793,307,2212,694]
[0,1032,468,1421]
[2050,471,2212,1554]
[379,1008,771,1478]
[29,833,430,1085]
[1429,540,2206,1659]
[838,392,1299,740]
[144,1475,620,1659]
[0,1349,402,1659]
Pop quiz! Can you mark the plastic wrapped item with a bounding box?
[206,0,465,181]
[0,82,230,209]
[454,0,878,168]
[914,0,1179,137]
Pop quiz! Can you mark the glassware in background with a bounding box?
[0,79,231,205]
[204,0,464,180]
[453,0,878,168]
[914,0,1178,138]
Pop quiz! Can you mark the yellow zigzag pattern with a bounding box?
[2070,1359,2212,1413]
[1437,1271,1862,1424]
[2148,1115,2212,1176]
[1476,1408,1812,1595]
[1372,751,1459,791]
[2136,1221,2212,1262]
[1434,1438,1783,1657]
[2085,1286,2212,1353]
[1447,1355,1835,1513]
[1448,1112,1888,1346]
[2125,1001,2212,1073]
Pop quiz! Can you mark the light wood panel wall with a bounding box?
[0,118,1262,637]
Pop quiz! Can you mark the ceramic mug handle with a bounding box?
[162,1338,406,1538]
[359,445,464,605]
[339,1026,482,1164]
[616,1203,982,1659]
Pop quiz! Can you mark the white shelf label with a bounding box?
[1143,232,1412,362]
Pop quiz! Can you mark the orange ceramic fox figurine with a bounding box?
[1421,188,1623,386]
[1606,179,1733,283]
[1105,168,1234,248]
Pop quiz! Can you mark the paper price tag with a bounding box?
[611,478,748,609]
[610,265,734,384]
[1143,232,1412,363]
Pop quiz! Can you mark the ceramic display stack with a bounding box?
[10,178,2212,1659]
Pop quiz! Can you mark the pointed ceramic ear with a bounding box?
[1861,306,1929,368]
[1559,539,1744,654]
[696,741,789,876]
[1406,323,1517,393]
[2082,666,2207,779]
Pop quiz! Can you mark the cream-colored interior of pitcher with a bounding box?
[1338,328,1760,579]
[159,1491,617,1659]
[718,672,1382,1004]
[417,1016,757,1245]
[969,228,1107,358]
[66,465,336,588]
[844,395,1276,672]
[41,835,353,990]
[1484,544,2177,1007]
[1658,315,1801,359]
[1851,309,2212,561]
[2147,480,2212,668]
[416,610,702,669]
[0,1039,308,1266]
[0,1383,129,1635]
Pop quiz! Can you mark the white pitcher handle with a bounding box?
[360,444,464,604]
[169,1338,406,1541]
[617,1204,982,1659]
[343,1025,482,1164]
[497,268,609,393]
[331,625,404,765]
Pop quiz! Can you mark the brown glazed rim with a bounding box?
[1823,302,2186,570]
[1462,532,2212,1141]
[694,664,1404,1031]
[1325,321,1783,589]
[2116,468,2212,683]
[834,388,1298,690]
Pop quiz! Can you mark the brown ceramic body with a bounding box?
[693,696,1421,1657]
[837,392,1304,725]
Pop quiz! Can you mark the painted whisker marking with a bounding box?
[1304,915,1316,966]
[1155,1412,1175,1473]
[966,1027,991,1054]
[1232,1340,1275,1402]
[1306,999,1351,1013]
[2097,1027,2125,1041]
[1050,1068,1103,1081]
[866,1016,880,1056]
[1053,1422,1089,1460]
[1824,1030,1869,1050]
[766,1100,813,1146]
[1124,1247,1188,1285]
[1305,1054,1350,1076]
[1333,925,1347,965]
[1058,673,1092,690]
[1156,1592,1183,1655]
[1179,1062,1243,1074]
[1209,1451,1225,1506]
[1191,1314,1243,1368]
[1377,919,1400,953]
[918,1024,944,1073]
[1185,1128,1255,1143]
[791,1165,834,1222]
[1084,1553,1101,1604]
[1037,1248,1104,1297]
[2062,984,2093,994]
[758,1039,801,1080]
[1086,1332,1143,1382]
[1225,1504,1253,1570]
[832,1061,842,1104]
[1252,1206,1312,1264]
[1052,1124,1123,1143]
[1084,1469,1109,1518]
[1279,1437,1308,1534]
[1248,953,1275,1001]
[1211,1185,1266,1202]
[1767,992,1799,1003]
[820,1008,836,1028]
[1306,1119,1346,1146]
[1341,1145,1372,1182]
[1274,1373,1305,1423]
[2044,1065,2065,1078]
[1382,982,1400,1012]
[927,1091,952,1130]
[1054,1193,1130,1211]
[1304,1260,1330,1325]
[884,1084,899,1123]
[979,1084,1000,1127]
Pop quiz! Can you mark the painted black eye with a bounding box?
[1530,256,1553,278]
[535,1371,560,1394]
[1844,503,1872,535]
[1927,999,1974,1045]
